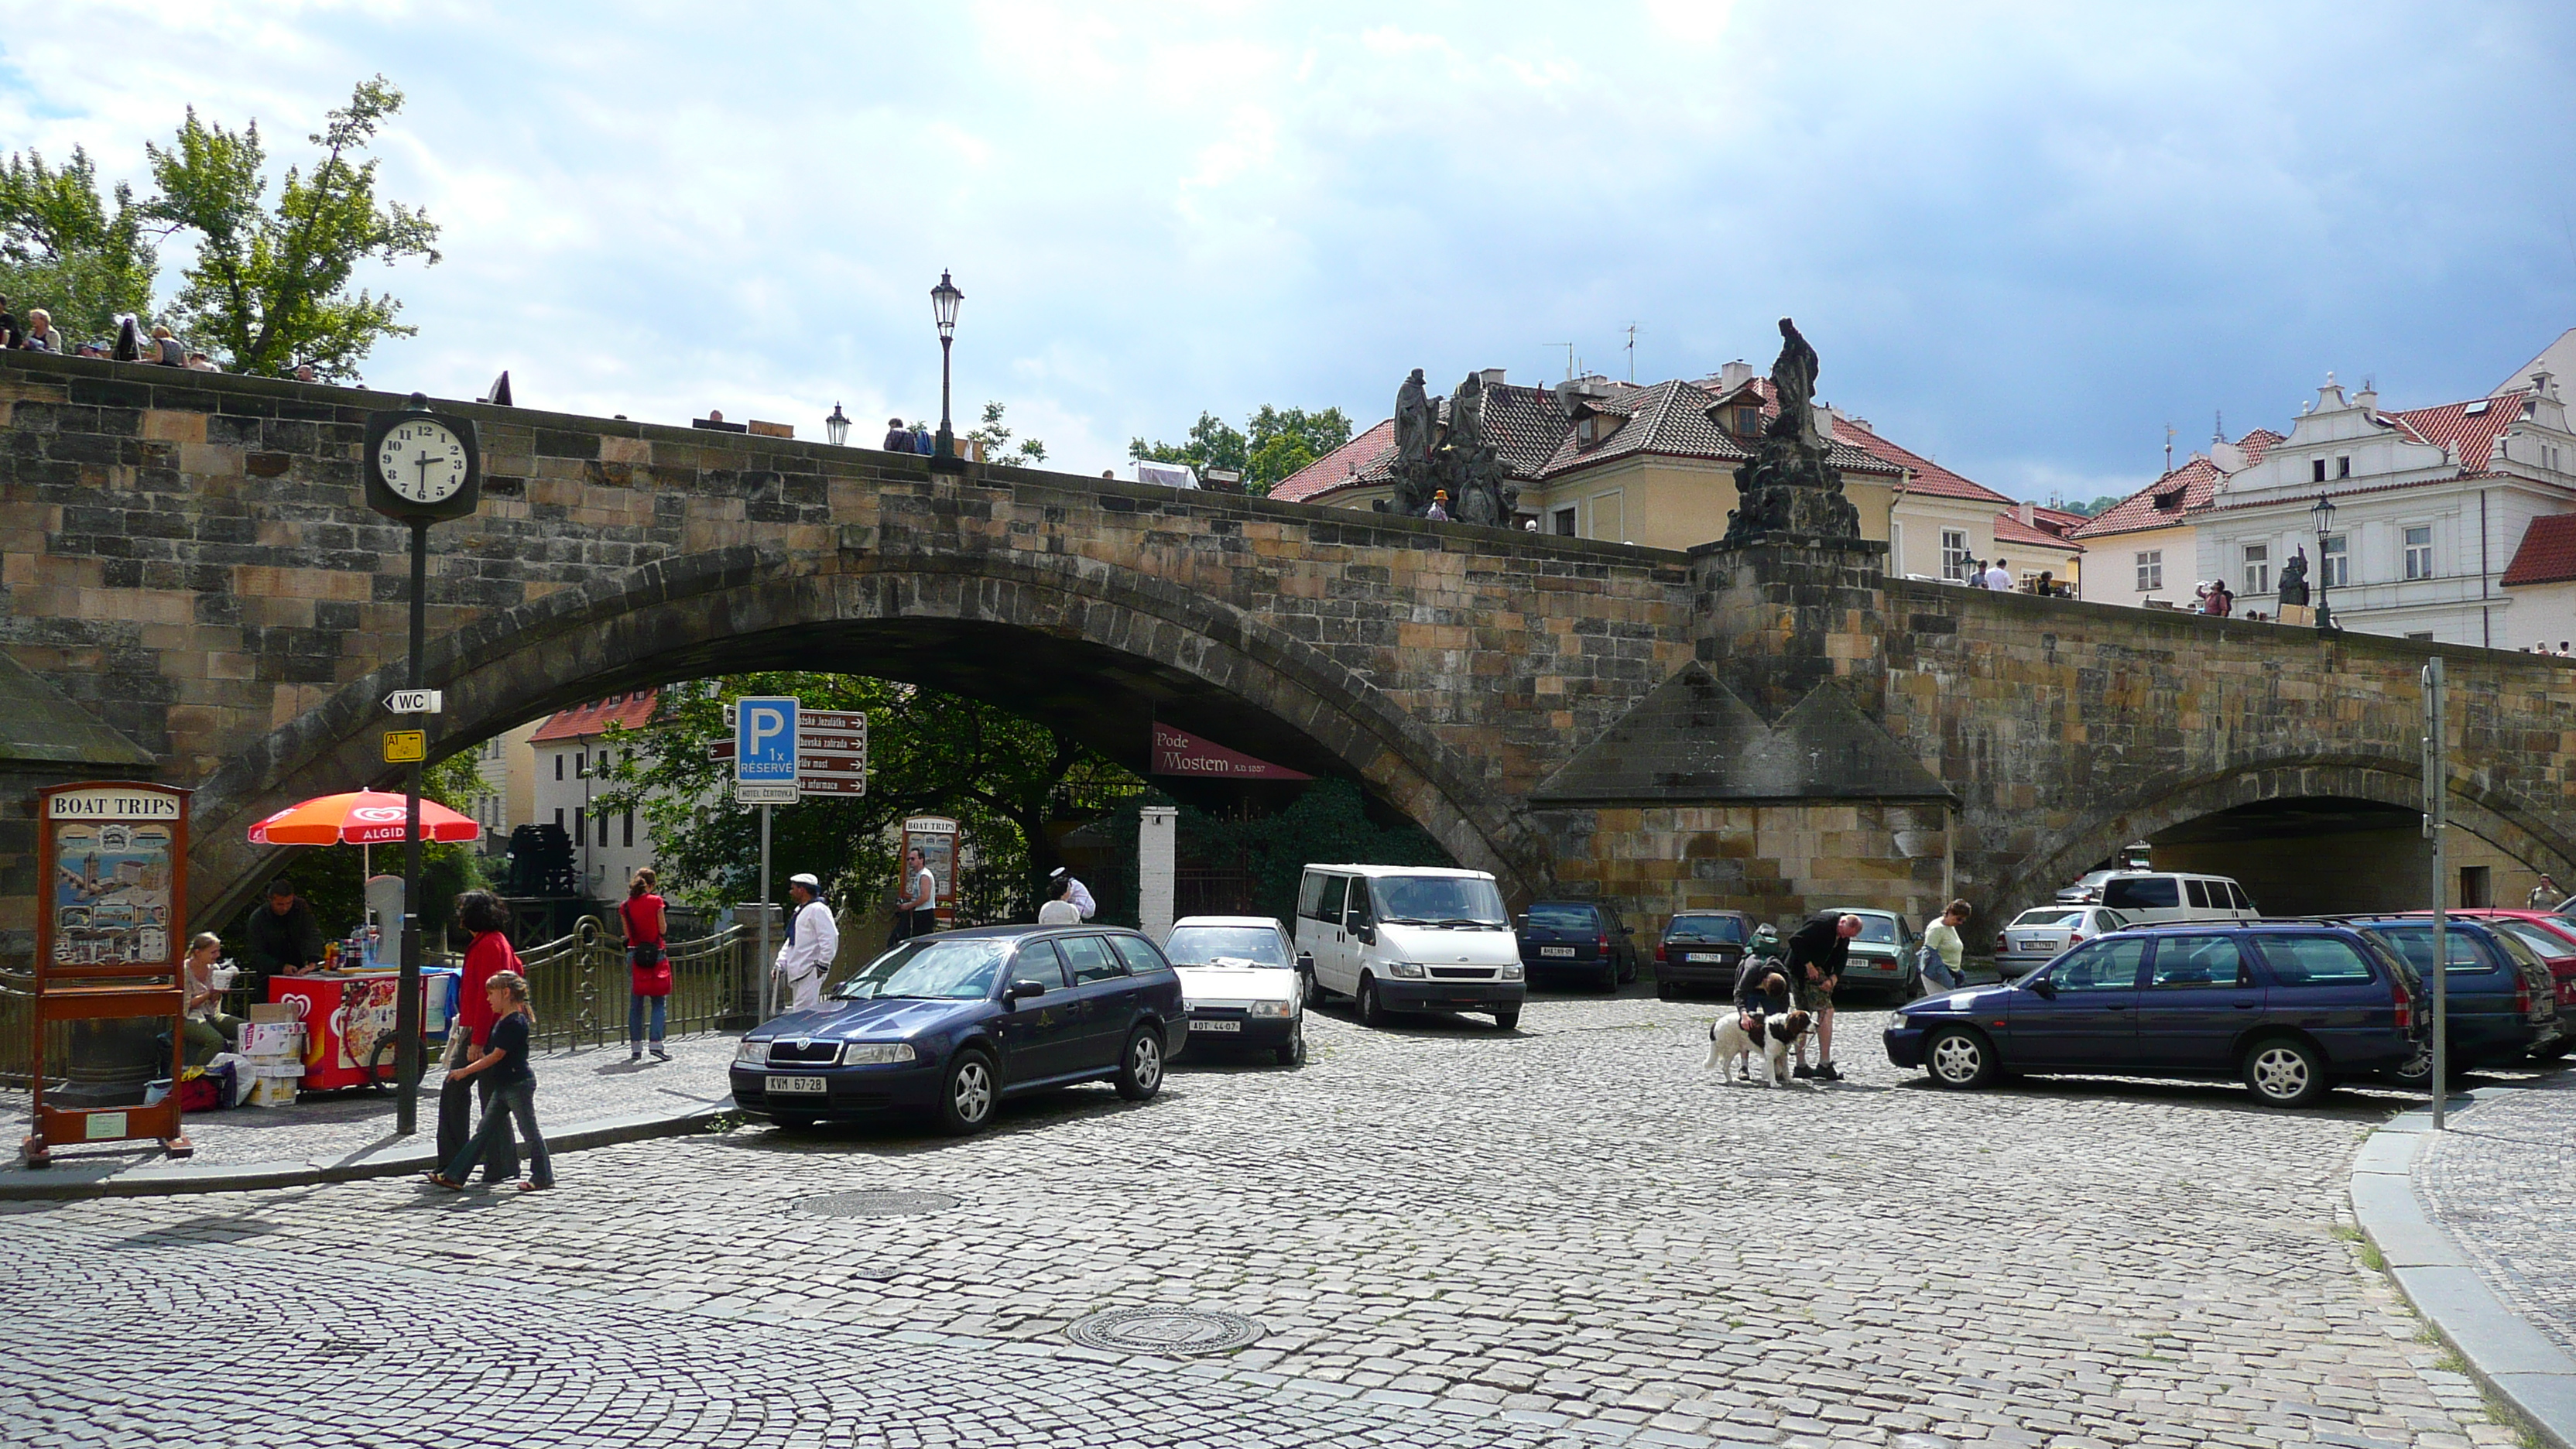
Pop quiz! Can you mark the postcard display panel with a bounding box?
[26,782,194,1166]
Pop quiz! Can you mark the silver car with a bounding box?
[2054,870,2118,905]
[1995,906,2130,975]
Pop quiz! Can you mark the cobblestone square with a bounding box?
[3,991,2511,1448]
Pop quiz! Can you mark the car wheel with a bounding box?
[1115,1026,1165,1101]
[2381,1037,2435,1088]
[1655,980,1677,1001]
[1356,976,1389,1028]
[1276,1024,1305,1067]
[937,1049,997,1135]
[1619,954,1637,985]
[1598,963,1619,994]
[2242,1036,2328,1108]
[1923,1026,1996,1089]
[1300,968,1324,1008]
[1492,1007,1519,1031]
[2532,1037,2572,1061]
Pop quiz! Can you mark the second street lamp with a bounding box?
[824,402,851,447]
[2311,492,2340,632]
[930,269,964,471]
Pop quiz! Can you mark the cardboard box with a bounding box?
[238,1022,300,1057]
[246,1003,296,1023]
[246,1075,298,1108]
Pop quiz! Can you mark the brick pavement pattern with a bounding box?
[2414,1069,2576,1357]
[2,993,2508,1448]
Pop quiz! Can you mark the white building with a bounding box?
[2076,350,2576,646]
[529,691,666,899]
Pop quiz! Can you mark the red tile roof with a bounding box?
[1830,417,2012,505]
[2386,395,2530,471]
[1271,419,1394,502]
[2067,429,2283,541]
[2502,513,2576,587]
[530,690,662,743]
[1994,511,2084,552]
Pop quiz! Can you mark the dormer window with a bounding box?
[1732,404,1761,437]
[1576,415,1598,447]
[2152,487,2186,512]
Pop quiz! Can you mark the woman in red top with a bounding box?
[622,868,671,1062]
[437,891,521,1182]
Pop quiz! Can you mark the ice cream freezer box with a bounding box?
[266,969,457,1091]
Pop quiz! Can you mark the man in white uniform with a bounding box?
[773,873,838,1012]
[1047,867,1096,920]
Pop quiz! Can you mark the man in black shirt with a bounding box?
[1783,911,1862,1081]
[242,879,326,999]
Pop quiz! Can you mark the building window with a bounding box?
[2320,533,2348,587]
[2311,458,2327,483]
[2460,865,2492,909]
[2404,525,2433,580]
[1575,416,1597,447]
[576,749,588,778]
[1732,405,1761,437]
[553,754,564,781]
[2335,455,2350,479]
[1943,529,1971,581]
[623,809,635,849]
[2135,550,2162,593]
[2242,543,2269,598]
[553,807,564,831]
[1552,507,1575,536]
[574,808,585,848]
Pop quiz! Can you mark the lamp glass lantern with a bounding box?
[824,402,851,447]
[2311,492,2336,540]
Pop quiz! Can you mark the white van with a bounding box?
[1293,864,1527,1030]
[2095,871,2258,923]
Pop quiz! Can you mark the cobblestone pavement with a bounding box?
[0,1035,737,1182]
[2,988,2518,1448]
[2416,1066,2576,1356]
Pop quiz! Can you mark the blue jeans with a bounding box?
[442,1077,551,1187]
[629,992,666,1045]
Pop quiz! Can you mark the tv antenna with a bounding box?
[2164,422,2174,474]
[1623,323,1639,382]
[1550,343,1575,382]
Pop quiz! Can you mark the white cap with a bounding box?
[788,873,820,890]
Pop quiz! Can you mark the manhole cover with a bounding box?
[1065,1307,1265,1355]
[794,1190,961,1218]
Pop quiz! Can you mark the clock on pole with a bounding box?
[361,392,484,1136]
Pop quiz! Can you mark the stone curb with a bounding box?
[2350,1099,2576,1449]
[0,1097,734,1201]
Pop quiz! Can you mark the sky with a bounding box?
[3,2,2573,504]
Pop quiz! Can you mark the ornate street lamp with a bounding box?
[824,401,851,447]
[930,269,964,469]
[2311,492,2339,632]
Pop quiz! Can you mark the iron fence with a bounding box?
[513,915,761,1052]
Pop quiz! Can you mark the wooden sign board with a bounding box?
[26,781,194,1166]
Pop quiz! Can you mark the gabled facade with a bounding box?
[529,690,666,899]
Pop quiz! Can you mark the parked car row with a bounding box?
[1888,913,2564,1108]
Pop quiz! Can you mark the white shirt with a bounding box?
[774,898,838,978]
[1982,565,2012,591]
[1059,875,1097,920]
[1037,899,1082,925]
[903,867,936,912]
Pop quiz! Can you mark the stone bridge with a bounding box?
[5,351,2571,953]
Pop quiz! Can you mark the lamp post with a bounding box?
[2311,492,2339,632]
[824,402,851,447]
[930,269,964,471]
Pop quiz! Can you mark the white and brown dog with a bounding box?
[1706,1007,1812,1087]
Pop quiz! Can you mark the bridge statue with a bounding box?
[1379,367,1516,528]
[1721,317,1860,543]
[2278,550,2311,608]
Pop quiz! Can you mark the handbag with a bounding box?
[631,942,666,970]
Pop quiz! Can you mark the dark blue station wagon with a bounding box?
[731,926,1187,1135]
[1885,922,2421,1108]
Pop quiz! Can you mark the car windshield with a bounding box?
[1165,926,1290,968]
[832,938,1009,1000]
[1370,875,1508,926]
[1851,915,1899,945]
[2012,909,2083,929]
[1665,915,1746,944]
[1526,903,1598,930]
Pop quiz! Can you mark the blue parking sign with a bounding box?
[735,696,800,784]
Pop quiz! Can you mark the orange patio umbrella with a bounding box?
[248,790,483,846]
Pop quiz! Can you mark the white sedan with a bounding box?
[1163,915,1305,1066]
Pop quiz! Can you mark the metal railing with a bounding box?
[514,915,762,1052]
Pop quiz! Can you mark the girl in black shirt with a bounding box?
[426,971,556,1192]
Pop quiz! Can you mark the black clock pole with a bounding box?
[396,516,429,1135]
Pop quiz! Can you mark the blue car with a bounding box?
[730,926,1187,1135]
[1886,921,2422,1108]
[2345,917,2564,1081]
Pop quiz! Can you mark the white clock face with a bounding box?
[376,419,469,503]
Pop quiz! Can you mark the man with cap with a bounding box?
[242,878,327,1000]
[772,874,838,1013]
[1046,867,1096,921]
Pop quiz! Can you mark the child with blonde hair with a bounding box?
[427,971,554,1192]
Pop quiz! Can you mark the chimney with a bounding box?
[1720,360,1753,392]
[2016,502,2036,527]
[1478,367,1506,387]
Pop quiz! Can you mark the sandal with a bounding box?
[517,1180,553,1193]
[424,1173,464,1191]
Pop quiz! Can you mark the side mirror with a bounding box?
[1355,924,1376,946]
[2026,975,2057,999]
[1005,979,1049,1003]
[1514,914,1528,929]
[1619,926,1634,935]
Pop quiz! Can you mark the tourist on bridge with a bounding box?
[775,872,839,1011]
[882,416,911,450]
[1046,867,1096,920]
[1426,490,1451,522]
[1982,558,2012,591]
[1784,911,1862,1081]
[2530,875,2563,910]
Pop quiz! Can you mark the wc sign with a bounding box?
[734,696,800,788]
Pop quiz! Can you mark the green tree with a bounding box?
[0,146,158,342]
[966,400,1048,468]
[1130,403,1351,495]
[144,75,440,380]
[594,674,1136,923]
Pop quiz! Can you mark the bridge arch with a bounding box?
[191,543,1554,923]
[1991,750,2576,922]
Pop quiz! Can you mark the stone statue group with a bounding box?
[1381,368,1519,526]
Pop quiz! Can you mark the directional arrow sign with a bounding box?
[384,688,444,714]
